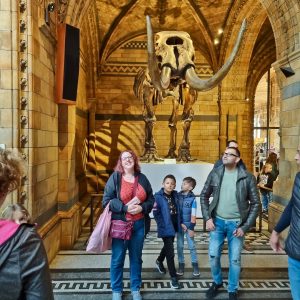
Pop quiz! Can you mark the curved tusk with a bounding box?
[146,15,171,90]
[160,67,171,89]
[185,19,247,91]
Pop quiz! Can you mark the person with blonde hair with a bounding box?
[1,203,31,224]
[0,148,54,300]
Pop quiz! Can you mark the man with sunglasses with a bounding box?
[200,147,260,300]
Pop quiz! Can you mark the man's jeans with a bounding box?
[177,230,198,264]
[110,218,145,292]
[288,256,300,300]
[209,217,244,293]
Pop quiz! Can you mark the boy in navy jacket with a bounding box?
[176,177,200,277]
[153,174,180,289]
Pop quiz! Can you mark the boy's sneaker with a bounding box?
[170,277,180,289]
[205,282,223,299]
[155,259,166,274]
[192,262,200,277]
[176,263,185,276]
[228,292,238,300]
[112,292,122,300]
[131,290,142,300]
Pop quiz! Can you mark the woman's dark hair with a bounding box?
[266,152,278,164]
[114,150,141,174]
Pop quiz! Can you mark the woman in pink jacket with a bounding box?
[0,149,54,300]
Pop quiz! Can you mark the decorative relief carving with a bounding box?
[20,78,27,88]
[20,19,27,32]
[20,97,28,108]
[19,0,27,12]
[121,41,147,49]
[20,59,28,71]
[20,135,28,144]
[20,39,27,51]
[145,0,181,25]
[58,0,68,23]
[20,115,28,126]
[100,63,212,77]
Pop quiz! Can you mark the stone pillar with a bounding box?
[58,105,81,249]
[86,98,98,193]
[237,112,244,145]
[219,105,229,155]
[269,49,300,232]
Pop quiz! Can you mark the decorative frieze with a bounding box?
[99,63,213,77]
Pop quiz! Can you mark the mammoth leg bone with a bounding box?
[177,86,197,162]
[165,88,180,158]
[140,86,163,162]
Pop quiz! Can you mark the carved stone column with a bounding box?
[269,49,300,232]
[219,105,229,155]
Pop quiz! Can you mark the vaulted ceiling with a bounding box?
[94,0,276,74]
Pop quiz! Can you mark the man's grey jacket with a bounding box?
[200,165,261,233]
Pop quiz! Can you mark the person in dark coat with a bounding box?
[270,145,300,300]
[200,147,260,300]
[153,174,181,289]
[0,149,54,300]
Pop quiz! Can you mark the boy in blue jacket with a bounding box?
[153,174,180,289]
[176,177,200,277]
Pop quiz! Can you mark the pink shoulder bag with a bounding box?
[86,201,112,253]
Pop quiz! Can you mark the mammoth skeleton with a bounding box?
[134,16,246,162]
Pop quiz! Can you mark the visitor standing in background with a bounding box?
[176,176,200,277]
[270,144,300,300]
[153,174,181,289]
[200,147,260,300]
[102,150,154,300]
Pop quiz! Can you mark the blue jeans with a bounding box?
[110,218,145,292]
[177,230,198,264]
[209,217,244,293]
[288,256,300,300]
[261,192,272,211]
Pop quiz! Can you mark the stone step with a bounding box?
[51,269,291,300]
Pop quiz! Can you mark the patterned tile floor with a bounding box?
[51,219,291,300]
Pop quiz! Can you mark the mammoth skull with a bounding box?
[155,31,195,79]
[146,15,247,92]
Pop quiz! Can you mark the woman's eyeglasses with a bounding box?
[121,155,133,161]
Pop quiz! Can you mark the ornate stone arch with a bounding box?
[260,0,300,57]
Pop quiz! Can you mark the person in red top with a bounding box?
[102,150,154,300]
